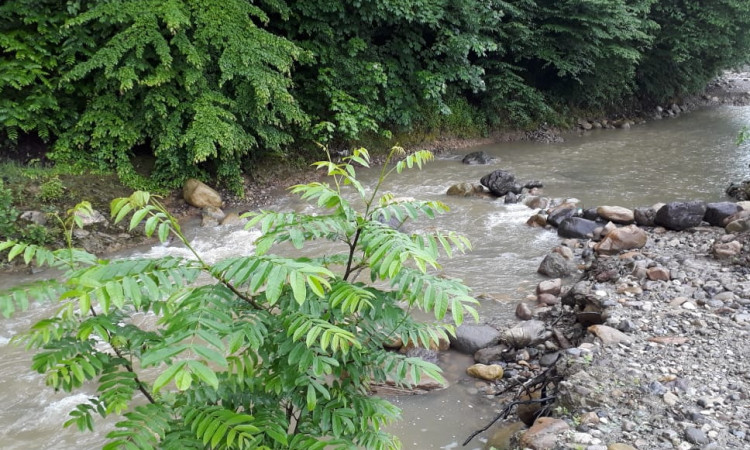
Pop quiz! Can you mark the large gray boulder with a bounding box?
[480,170,521,197]
[654,201,707,230]
[558,217,599,239]
[462,151,494,165]
[547,204,578,227]
[537,253,576,278]
[450,324,501,354]
[704,202,743,227]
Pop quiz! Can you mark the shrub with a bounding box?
[0,180,19,238]
[0,149,478,449]
[37,175,65,203]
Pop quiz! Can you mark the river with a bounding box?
[1,106,749,449]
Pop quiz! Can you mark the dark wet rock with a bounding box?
[547,204,578,227]
[558,217,599,239]
[474,344,509,364]
[505,192,519,204]
[480,170,520,197]
[634,206,658,226]
[462,151,494,165]
[450,324,501,354]
[654,201,707,230]
[538,253,577,277]
[524,180,544,190]
[726,180,750,200]
[704,202,743,227]
[582,207,599,221]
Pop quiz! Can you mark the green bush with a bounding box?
[0,180,19,238]
[0,149,479,449]
[37,175,65,203]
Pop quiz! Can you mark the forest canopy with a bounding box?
[2,0,749,191]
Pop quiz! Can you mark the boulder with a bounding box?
[474,345,509,364]
[446,182,484,197]
[594,225,648,255]
[201,206,225,227]
[537,253,576,278]
[596,205,634,224]
[450,324,501,354]
[704,202,743,227]
[546,204,578,227]
[726,180,750,201]
[221,213,246,226]
[654,201,707,230]
[480,170,520,197]
[74,208,107,226]
[723,209,750,226]
[466,363,504,381]
[633,206,657,226]
[502,320,549,349]
[582,207,599,221]
[515,302,533,320]
[183,178,223,208]
[19,210,47,226]
[526,214,548,228]
[504,192,519,204]
[537,293,559,305]
[523,196,549,210]
[558,217,598,239]
[520,418,570,450]
[524,180,544,190]
[536,278,562,296]
[461,151,494,165]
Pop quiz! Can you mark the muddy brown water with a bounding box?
[1,106,749,449]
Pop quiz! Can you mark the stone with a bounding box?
[461,151,494,165]
[75,208,107,226]
[480,170,520,197]
[552,245,574,260]
[663,392,679,406]
[608,444,637,450]
[183,178,223,208]
[526,214,548,228]
[726,218,750,233]
[450,324,501,354]
[474,344,509,364]
[546,203,578,227]
[647,336,689,345]
[221,213,246,226]
[634,206,657,226]
[647,266,670,281]
[466,363,504,380]
[597,206,635,224]
[446,182,484,197]
[537,293,559,305]
[537,253,576,277]
[519,417,570,450]
[19,210,47,226]
[588,324,633,345]
[201,206,225,227]
[594,225,648,255]
[685,428,709,445]
[558,217,599,239]
[516,302,533,320]
[654,201,707,230]
[536,278,562,296]
[523,196,549,210]
[723,209,750,226]
[502,320,548,349]
[704,202,743,227]
[712,240,741,259]
[524,180,544,190]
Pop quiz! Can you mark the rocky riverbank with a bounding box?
[447,181,750,449]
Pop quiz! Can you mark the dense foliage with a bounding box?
[2,0,749,190]
[0,149,480,449]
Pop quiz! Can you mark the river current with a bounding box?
[1,106,749,448]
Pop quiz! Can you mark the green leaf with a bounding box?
[152,361,185,393]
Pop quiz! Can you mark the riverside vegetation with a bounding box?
[2,0,750,196]
[0,149,481,449]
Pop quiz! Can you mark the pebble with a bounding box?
[685,427,709,445]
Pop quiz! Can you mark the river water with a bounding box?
[1,106,749,449]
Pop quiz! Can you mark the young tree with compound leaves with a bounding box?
[0,148,478,449]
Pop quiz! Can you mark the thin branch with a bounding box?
[462,396,557,446]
